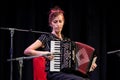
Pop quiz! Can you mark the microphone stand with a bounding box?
[7,56,43,80]
[0,27,50,80]
[10,28,14,80]
[9,28,15,80]
[0,27,15,80]
[107,49,120,54]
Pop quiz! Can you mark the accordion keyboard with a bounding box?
[50,41,61,72]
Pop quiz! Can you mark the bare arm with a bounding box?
[24,40,50,56]
[24,40,54,60]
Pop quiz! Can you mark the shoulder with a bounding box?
[38,33,51,38]
[38,32,56,41]
[38,33,49,41]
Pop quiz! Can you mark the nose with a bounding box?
[56,22,61,27]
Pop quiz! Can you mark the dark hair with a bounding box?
[49,6,64,25]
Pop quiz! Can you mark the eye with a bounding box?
[59,20,62,23]
[53,20,58,23]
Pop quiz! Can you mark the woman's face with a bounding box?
[50,14,64,33]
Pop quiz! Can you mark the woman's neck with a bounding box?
[51,32,62,40]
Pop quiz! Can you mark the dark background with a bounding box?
[0,0,120,80]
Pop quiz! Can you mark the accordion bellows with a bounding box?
[75,42,95,74]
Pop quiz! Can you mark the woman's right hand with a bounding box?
[45,53,54,60]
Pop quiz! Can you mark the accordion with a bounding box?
[50,40,96,75]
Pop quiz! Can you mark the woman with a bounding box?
[24,6,97,80]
